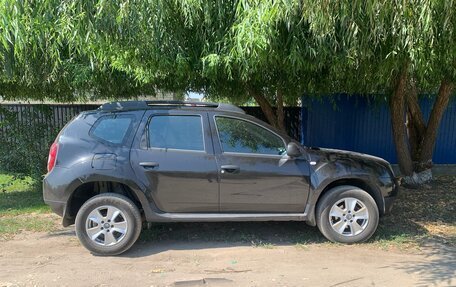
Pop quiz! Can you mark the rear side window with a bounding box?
[91,115,133,144]
[148,115,204,151]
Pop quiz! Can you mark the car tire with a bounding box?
[316,185,379,243]
[75,193,142,256]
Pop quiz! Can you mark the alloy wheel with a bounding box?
[328,197,369,237]
[85,205,128,246]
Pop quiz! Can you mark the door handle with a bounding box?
[220,165,240,174]
[139,162,159,170]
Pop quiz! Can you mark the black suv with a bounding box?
[43,101,398,255]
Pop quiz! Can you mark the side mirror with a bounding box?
[286,142,302,157]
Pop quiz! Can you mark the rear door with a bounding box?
[131,110,219,212]
[210,114,310,212]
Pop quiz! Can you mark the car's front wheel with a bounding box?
[75,193,142,255]
[316,185,379,243]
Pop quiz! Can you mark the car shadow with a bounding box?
[45,228,76,238]
[123,221,325,258]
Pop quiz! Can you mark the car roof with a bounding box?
[97,100,246,114]
[82,100,293,143]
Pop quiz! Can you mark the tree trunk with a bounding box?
[249,90,278,127]
[390,67,414,176]
[406,110,420,162]
[393,76,453,186]
[418,79,454,166]
[405,80,426,163]
[248,87,287,132]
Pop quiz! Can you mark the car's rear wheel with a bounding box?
[75,193,142,255]
[316,185,379,243]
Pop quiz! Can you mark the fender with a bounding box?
[302,148,391,226]
[61,173,154,226]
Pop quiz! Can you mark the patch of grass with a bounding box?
[0,173,55,238]
[0,190,50,216]
[0,173,49,216]
[370,175,456,249]
[252,241,275,249]
[295,243,309,250]
[0,214,58,239]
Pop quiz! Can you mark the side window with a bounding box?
[215,116,286,155]
[91,115,132,144]
[148,115,204,151]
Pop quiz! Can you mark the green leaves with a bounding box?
[0,0,454,101]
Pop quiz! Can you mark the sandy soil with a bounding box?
[0,227,455,287]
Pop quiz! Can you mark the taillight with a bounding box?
[47,142,59,173]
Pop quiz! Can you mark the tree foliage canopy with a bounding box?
[1,0,455,100]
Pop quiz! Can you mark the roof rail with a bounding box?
[98,101,148,111]
[146,100,218,108]
[216,103,245,114]
[98,100,245,114]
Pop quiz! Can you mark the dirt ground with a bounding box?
[0,226,455,287]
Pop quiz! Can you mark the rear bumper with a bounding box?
[43,168,73,226]
[43,196,74,227]
[44,199,66,217]
[43,172,66,216]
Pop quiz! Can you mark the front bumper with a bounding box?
[383,177,400,215]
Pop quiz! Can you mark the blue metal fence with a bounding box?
[301,95,456,164]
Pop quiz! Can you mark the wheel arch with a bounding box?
[63,180,150,227]
[306,177,385,226]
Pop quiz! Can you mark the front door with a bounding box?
[131,111,219,212]
[211,115,310,212]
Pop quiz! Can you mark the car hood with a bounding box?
[308,147,389,165]
[304,146,393,174]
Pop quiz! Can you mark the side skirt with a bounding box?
[145,212,308,223]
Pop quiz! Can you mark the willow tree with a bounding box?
[298,1,456,184]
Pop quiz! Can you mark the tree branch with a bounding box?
[419,79,454,165]
[276,89,286,132]
[248,86,278,128]
[406,79,427,134]
[405,78,426,162]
